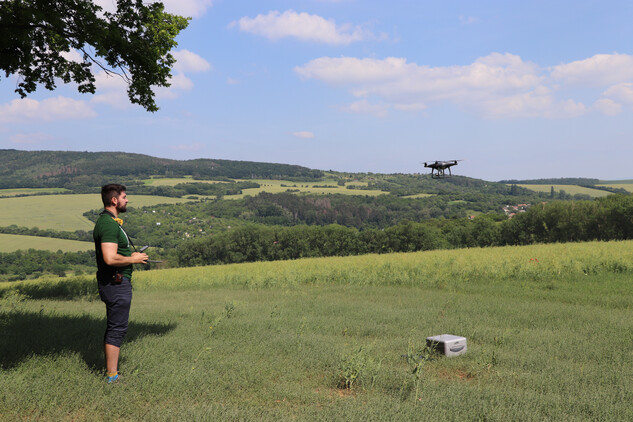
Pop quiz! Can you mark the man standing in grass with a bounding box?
[94,184,148,383]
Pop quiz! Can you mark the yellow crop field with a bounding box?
[0,188,71,197]
[402,193,434,198]
[598,183,633,193]
[0,233,93,252]
[143,176,225,186]
[227,179,387,198]
[0,194,192,231]
[515,184,612,197]
[140,177,387,197]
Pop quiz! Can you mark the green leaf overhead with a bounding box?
[0,0,189,111]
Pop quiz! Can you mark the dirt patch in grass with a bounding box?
[433,368,477,382]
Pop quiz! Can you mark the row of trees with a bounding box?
[175,222,449,266]
[0,249,95,280]
[0,225,92,242]
[176,195,633,267]
[113,190,542,243]
[130,181,261,198]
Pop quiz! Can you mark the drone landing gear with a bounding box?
[431,168,452,178]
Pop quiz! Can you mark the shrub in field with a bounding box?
[336,346,381,390]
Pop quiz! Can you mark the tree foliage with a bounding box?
[0,150,324,189]
[0,0,189,111]
[173,195,633,267]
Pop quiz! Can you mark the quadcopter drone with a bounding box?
[423,160,461,178]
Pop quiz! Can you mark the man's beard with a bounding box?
[116,204,127,213]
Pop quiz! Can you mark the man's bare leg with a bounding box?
[105,343,120,375]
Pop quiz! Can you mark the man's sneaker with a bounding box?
[107,373,119,383]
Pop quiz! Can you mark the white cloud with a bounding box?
[480,90,588,119]
[295,56,409,84]
[93,0,213,18]
[93,71,129,91]
[593,98,622,116]
[60,49,83,63]
[393,103,427,111]
[91,90,131,109]
[90,71,131,109]
[294,52,633,118]
[296,53,541,98]
[172,50,212,73]
[161,0,213,18]
[231,10,385,45]
[156,73,195,99]
[90,50,209,107]
[550,53,633,86]
[292,131,315,139]
[10,132,55,145]
[602,82,633,104]
[227,78,240,85]
[341,100,389,118]
[0,97,96,123]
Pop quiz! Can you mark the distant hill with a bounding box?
[0,149,324,190]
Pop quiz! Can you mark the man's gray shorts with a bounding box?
[98,277,132,348]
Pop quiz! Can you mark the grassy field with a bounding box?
[0,194,193,231]
[0,188,70,197]
[230,179,386,199]
[516,184,612,197]
[141,177,387,198]
[0,233,93,253]
[2,241,633,420]
[402,193,434,199]
[599,179,633,184]
[597,183,633,193]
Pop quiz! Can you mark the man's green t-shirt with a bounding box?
[93,213,133,280]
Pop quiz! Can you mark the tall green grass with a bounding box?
[2,241,633,420]
[135,239,633,290]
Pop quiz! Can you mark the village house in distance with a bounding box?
[503,203,530,218]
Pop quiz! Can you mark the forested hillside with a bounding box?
[0,150,324,190]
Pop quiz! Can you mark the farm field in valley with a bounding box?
[141,177,388,198]
[597,183,633,193]
[0,234,93,253]
[2,240,633,420]
[0,188,71,197]
[0,194,193,231]
[231,179,387,198]
[515,184,612,197]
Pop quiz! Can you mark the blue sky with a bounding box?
[2,0,633,181]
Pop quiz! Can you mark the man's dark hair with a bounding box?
[101,184,127,207]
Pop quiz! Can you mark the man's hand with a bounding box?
[131,252,149,264]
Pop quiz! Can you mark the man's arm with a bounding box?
[101,243,149,266]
